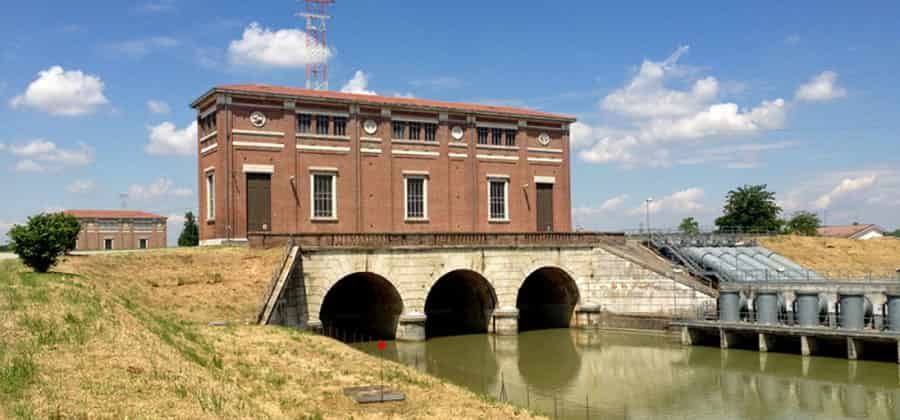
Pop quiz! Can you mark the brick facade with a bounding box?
[66,210,167,251]
[192,85,576,244]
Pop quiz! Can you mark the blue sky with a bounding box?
[1,0,899,243]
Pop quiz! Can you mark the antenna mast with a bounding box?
[299,0,335,90]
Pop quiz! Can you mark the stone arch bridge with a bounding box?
[254,233,715,341]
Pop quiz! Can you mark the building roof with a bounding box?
[65,210,166,220]
[192,84,576,122]
[817,224,883,239]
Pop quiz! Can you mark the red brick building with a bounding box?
[66,210,167,251]
[191,84,575,245]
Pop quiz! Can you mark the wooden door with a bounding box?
[247,173,272,232]
[536,183,554,232]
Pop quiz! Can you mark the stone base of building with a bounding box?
[492,307,519,335]
[396,312,427,342]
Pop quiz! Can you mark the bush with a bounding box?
[9,212,80,273]
[783,211,821,236]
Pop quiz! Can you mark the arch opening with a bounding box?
[516,267,579,332]
[424,270,497,339]
[319,272,403,341]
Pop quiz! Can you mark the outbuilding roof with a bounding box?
[65,210,166,220]
[192,84,576,122]
[816,224,883,239]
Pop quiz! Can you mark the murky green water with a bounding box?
[355,329,900,419]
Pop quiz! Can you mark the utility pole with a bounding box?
[645,197,653,243]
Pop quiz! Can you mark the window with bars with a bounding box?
[405,176,427,220]
[505,129,517,146]
[200,113,216,133]
[139,239,148,249]
[408,122,421,140]
[491,128,503,145]
[477,127,488,144]
[312,173,336,219]
[488,179,508,221]
[392,121,405,139]
[333,117,347,136]
[104,239,113,250]
[98,220,119,231]
[133,220,155,231]
[316,115,329,135]
[298,114,312,133]
[424,124,437,142]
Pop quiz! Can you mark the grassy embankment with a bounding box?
[760,236,900,279]
[0,247,537,419]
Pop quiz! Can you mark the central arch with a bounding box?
[424,269,497,339]
[516,266,580,332]
[319,272,403,341]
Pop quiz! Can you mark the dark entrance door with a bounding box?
[536,183,554,232]
[246,173,272,232]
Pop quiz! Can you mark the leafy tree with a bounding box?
[678,217,701,235]
[9,212,81,272]
[891,229,900,238]
[784,211,821,236]
[714,184,783,233]
[178,212,199,247]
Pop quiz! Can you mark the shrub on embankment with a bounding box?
[1,248,537,419]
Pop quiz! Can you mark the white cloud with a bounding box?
[7,139,94,172]
[814,175,876,209]
[66,179,96,193]
[14,159,44,173]
[10,66,108,116]
[145,121,197,156]
[127,178,193,202]
[228,22,332,68]
[106,37,178,58]
[340,70,376,95]
[795,71,847,102]
[573,194,630,217]
[577,47,790,168]
[629,188,705,215]
[602,46,719,119]
[136,0,175,13]
[785,34,801,45]
[0,220,15,244]
[147,100,171,114]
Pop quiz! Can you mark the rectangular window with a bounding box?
[206,172,215,221]
[298,114,312,134]
[333,117,347,136]
[311,173,336,219]
[316,115,330,135]
[98,220,118,231]
[392,121,405,139]
[505,129,517,146]
[424,124,437,142]
[133,220,154,231]
[405,176,427,220]
[491,128,503,145]
[139,239,148,249]
[104,238,113,250]
[477,127,488,144]
[408,122,421,140]
[488,179,509,221]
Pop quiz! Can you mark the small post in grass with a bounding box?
[377,340,386,402]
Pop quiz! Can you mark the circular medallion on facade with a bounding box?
[451,126,465,141]
[363,119,378,135]
[250,111,267,128]
[538,132,551,146]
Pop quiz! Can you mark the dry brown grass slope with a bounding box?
[760,236,900,279]
[1,247,539,419]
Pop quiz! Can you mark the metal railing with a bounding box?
[248,231,626,249]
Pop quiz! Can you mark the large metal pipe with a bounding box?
[837,290,871,329]
[886,288,900,331]
[718,288,743,322]
[755,290,781,325]
[794,291,825,327]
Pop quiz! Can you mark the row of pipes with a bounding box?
[683,246,826,282]
[718,289,900,331]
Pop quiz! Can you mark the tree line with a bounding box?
[677,184,892,237]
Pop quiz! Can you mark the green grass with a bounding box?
[0,354,37,397]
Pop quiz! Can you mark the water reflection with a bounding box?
[355,330,900,420]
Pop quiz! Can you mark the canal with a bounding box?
[355,329,900,419]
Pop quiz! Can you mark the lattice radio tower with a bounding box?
[299,0,334,90]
